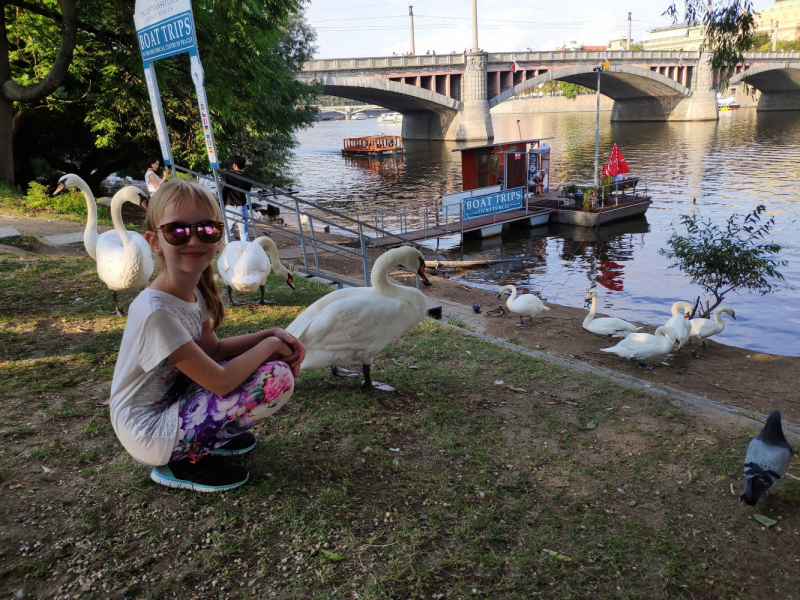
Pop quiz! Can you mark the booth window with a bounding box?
[476,149,490,188]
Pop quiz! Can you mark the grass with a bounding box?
[1,251,799,599]
[0,180,115,227]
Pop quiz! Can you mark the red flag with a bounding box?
[602,143,630,176]
[511,61,520,73]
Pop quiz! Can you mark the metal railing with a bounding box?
[174,165,429,288]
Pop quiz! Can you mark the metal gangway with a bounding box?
[174,165,427,288]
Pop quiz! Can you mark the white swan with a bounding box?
[664,301,694,349]
[55,176,153,315]
[497,284,549,328]
[582,290,640,337]
[217,236,295,305]
[53,173,100,259]
[600,326,680,369]
[287,246,431,390]
[690,306,736,348]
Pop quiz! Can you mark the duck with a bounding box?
[690,306,736,348]
[217,235,295,305]
[600,326,680,369]
[582,290,640,337]
[497,284,549,328]
[286,246,431,390]
[664,300,694,349]
[54,176,153,315]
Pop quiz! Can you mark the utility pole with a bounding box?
[627,13,631,50]
[409,5,416,55]
[471,0,479,52]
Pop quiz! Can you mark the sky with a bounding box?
[305,0,776,58]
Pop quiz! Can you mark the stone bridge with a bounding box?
[299,50,800,141]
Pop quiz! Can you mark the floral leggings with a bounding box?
[168,361,294,462]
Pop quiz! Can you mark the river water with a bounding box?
[290,110,800,356]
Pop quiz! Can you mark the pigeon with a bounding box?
[740,410,792,506]
[473,303,481,314]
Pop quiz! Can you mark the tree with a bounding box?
[659,205,787,318]
[1,0,77,185]
[6,0,319,191]
[664,1,759,84]
[538,81,591,100]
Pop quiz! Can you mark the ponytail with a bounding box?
[198,263,225,331]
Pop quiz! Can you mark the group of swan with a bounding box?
[55,174,153,316]
[586,294,736,368]
[217,236,295,305]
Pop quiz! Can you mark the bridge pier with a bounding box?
[453,52,493,141]
[611,53,718,122]
[757,90,800,111]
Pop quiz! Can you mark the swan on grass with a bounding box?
[54,176,153,315]
[286,246,431,391]
[497,284,549,328]
[582,290,640,337]
[664,301,694,349]
[690,306,736,348]
[600,326,680,369]
[217,236,295,305]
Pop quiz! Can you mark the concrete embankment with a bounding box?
[491,94,614,115]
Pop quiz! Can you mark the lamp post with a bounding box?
[592,59,610,187]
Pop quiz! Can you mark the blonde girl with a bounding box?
[109,179,305,492]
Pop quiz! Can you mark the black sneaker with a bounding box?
[209,432,257,456]
[150,456,249,492]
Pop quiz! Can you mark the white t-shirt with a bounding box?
[146,170,162,194]
[109,288,208,466]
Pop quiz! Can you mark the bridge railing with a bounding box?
[302,51,704,72]
[173,164,433,288]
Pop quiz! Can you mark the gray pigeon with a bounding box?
[740,410,792,506]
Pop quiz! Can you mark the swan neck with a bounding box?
[111,196,132,246]
[371,252,425,312]
[78,180,98,260]
[506,286,517,305]
[259,238,286,277]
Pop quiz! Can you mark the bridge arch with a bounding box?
[313,76,463,113]
[729,63,800,92]
[489,64,692,108]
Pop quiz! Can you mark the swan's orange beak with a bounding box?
[52,183,66,196]
[417,258,431,287]
[286,273,296,290]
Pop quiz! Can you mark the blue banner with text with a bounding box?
[137,10,196,62]
[463,187,524,220]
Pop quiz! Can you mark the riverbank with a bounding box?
[490,94,613,115]
[2,243,800,599]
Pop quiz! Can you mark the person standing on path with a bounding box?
[145,156,167,200]
[109,178,305,492]
[221,155,253,241]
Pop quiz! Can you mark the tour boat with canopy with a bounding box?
[342,135,404,157]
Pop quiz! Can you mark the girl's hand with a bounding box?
[270,329,306,368]
[267,338,302,377]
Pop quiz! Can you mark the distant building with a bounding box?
[753,0,800,41]
[607,38,628,50]
[642,23,705,51]
[554,41,608,51]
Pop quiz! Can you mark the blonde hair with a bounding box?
[144,178,225,330]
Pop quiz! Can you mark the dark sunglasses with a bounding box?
[158,221,224,245]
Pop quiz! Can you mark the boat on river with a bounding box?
[342,135,404,156]
[717,95,740,110]
[377,112,403,124]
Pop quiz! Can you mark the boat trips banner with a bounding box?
[463,187,524,220]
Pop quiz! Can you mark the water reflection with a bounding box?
[291,111,800,355]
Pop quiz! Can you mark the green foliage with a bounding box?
[663,1,758,87]
[630,42,645,51]
[539,80,591,100]
[7,0,319,190]
[24,182,87,217]
[659,205,786,317]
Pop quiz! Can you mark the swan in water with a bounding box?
[690,306,736,348]
[217,235,294,305]
[287,246,431,390]
[497,284,549,328]
[582,290,640,337]
[55,176,153,315]
[664,301,694,349]
[600,326,680,369]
